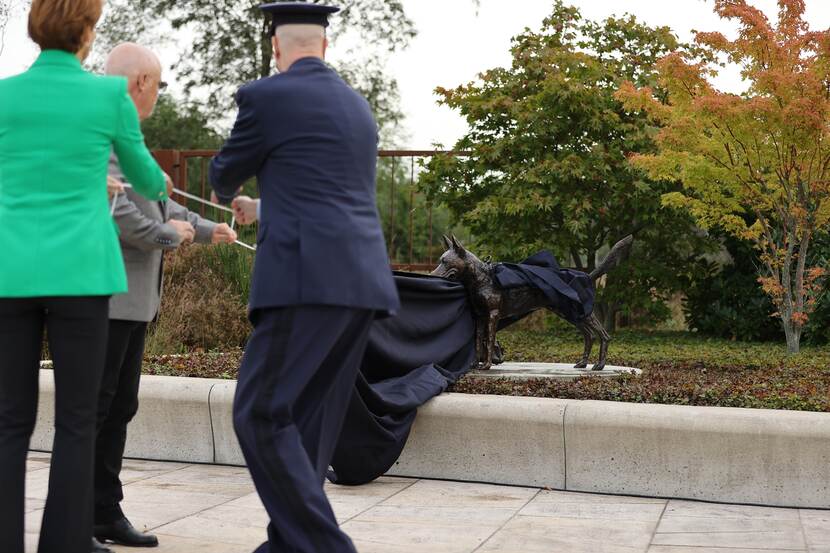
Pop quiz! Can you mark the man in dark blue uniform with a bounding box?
[208,3,399,552]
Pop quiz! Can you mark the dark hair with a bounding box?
[28,0,103,54]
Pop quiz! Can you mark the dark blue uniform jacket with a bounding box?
[210,57,400,315]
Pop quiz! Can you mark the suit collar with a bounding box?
[32,50,83,70]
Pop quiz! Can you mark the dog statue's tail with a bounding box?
[589,235,633,281]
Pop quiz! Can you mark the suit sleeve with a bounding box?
[209,86,266,204]
[113,87,168,201]
[112,192,181,252]
[166,199,217,244]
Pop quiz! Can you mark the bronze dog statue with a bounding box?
[432,236,633,371]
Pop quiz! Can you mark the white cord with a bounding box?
[117,183,257,252]
[110,190,119,215]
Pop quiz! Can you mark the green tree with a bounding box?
[92,0,415,140]
[0,0,20,58]
[420,1,709,329]
[617,0,830,353]
[375,157,466,266]
[142,95,224,150]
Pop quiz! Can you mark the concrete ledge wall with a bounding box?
[31,370,217,464]
[387,395,568,489]
[30,370,830,509]
[564,400,830,508]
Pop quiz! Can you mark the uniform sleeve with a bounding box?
[113,88,168,202]
[209,86,266,204]
[166,198,217,244]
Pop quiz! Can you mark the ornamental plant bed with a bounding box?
[141,330,830,413]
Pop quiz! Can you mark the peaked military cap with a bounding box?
[260,2,340,36]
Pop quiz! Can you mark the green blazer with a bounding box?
[0,50,168,298]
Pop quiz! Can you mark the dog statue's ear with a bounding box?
[442,235,452,250]
[451,235,467,256]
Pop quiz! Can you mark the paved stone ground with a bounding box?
[24,452,829,553]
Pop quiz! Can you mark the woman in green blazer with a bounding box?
[0,2,168,553]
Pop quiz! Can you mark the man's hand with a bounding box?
[164,173,174,197]
[108,176,125,200]
[212,223,238,245]
[168,220,195,244]
[232,196,259,226]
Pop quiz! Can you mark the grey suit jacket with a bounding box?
[109,154,216,322]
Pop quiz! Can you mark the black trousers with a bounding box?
[0,296,110,553]
[233,306,374,553]
[94,319,147,524]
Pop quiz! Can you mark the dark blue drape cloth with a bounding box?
[494,251,595,323]
[328,273,475,485]
[329,255,594,485]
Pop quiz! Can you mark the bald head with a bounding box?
[272,24,328,73]
[106,43,161,80]
[106,43,163,120]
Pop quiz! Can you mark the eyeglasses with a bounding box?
[159,80,168,91]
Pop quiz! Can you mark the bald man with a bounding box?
[91,43,237,552]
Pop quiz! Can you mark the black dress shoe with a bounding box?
[92,537,113,553]
[95,517,159,548]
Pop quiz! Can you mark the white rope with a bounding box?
[116,183,257,252]
[171,187,234,214]
[234,240,257,251]
[110,190,119,215]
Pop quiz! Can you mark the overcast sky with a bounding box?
[3,0,830,148]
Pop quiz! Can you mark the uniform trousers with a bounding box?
[94,319,148,524]
[233,305,374,553]
[0,296,110,553]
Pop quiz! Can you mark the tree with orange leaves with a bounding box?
[617,0,830,353]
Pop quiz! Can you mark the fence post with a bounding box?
[152,150,181,186]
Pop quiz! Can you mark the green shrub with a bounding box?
[682,235,782,342]
[145,245,251,354]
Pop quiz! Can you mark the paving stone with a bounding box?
[652,520,806,550]
[648,545,806,553]
[24,510,42,536]
[25,498,44,513]
[118,458,191,485]
[111,533,256,553]
[24,465,51,500]
[24,531,38,553]
[343,517,498,553]
[325,477,419,523]
[800,509,830,548]
[119,484,239,530]
[152,512,265,547]
[381,479,537,509]
[354,503,518,526]
[126,464,255,499]
[531,489,666,505]
[478,514,656,553]
[656,516,804,534]
[664,500,802,520]
[520,489,666,522]
[26,452,51,472]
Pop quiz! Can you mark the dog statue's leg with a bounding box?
[475,317,485,366]
[589,314,612,371]
[574,320,593,369]
[481,309,500,371]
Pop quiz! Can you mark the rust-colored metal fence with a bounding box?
[152,149,466,272]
